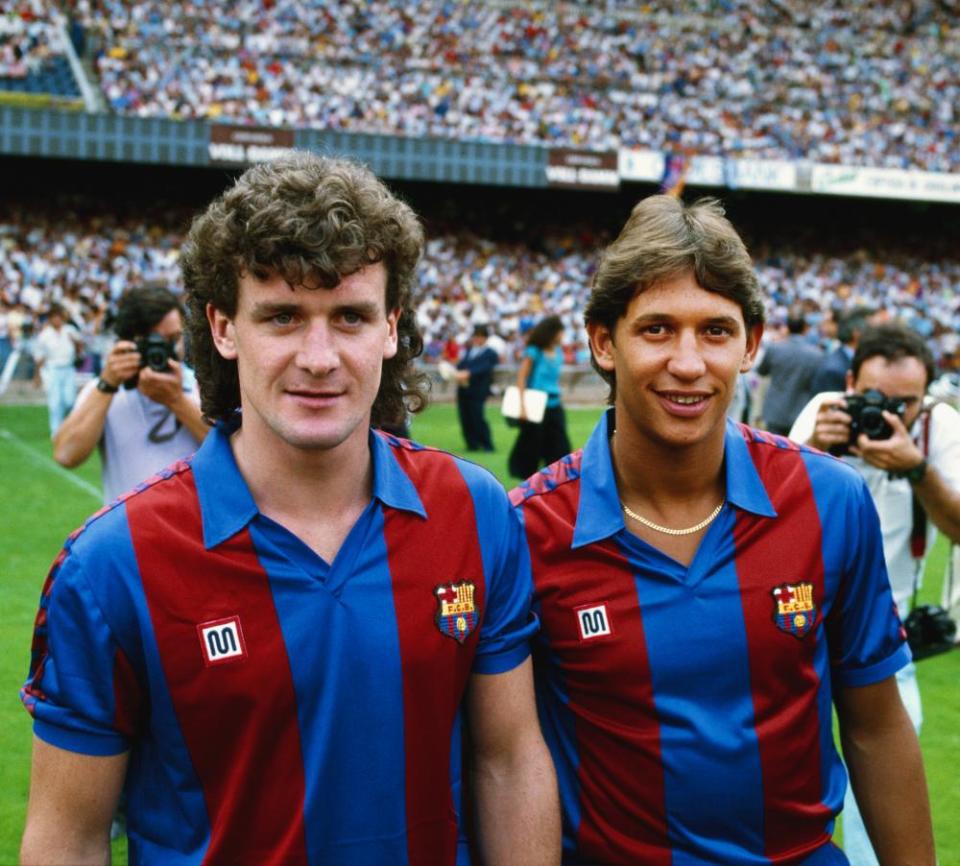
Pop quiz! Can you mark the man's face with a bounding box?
[848,355,927,430]
[152,308,184,359]
[208,263,399,453]
[589,271,761,451]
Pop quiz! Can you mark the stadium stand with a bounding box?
[0,2,80,98]
[62,0,960,171]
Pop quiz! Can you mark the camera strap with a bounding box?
[908,407,933,612]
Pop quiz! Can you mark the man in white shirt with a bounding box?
[53,286,209,503]
[790,322,960,866]
[32,304,83,437]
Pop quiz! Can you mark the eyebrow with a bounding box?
[631,313,743,329]
[248,300,384,318]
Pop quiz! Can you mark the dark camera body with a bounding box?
[124,334,177,388]
[829,388,907,456]
[904,604,957,660]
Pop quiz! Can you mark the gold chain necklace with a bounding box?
[620,500,724,536]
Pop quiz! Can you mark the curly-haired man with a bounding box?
[21,152,559,865]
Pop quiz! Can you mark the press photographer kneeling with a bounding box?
[790,322,960,866]
[54,285,209,503]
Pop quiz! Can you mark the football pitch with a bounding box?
[1,402,957,863]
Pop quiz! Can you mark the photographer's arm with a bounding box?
[137,360,211,443]
[835,677,935,866]
[53,342,140,468]
[857,412,960,543]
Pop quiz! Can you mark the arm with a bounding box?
[835,678,935,866]
[856,411,960,543]
[137,360,211,443]
[515,355,534,422]
[21,738,128,866]
[53,340,142,467]
[467,658,560,866]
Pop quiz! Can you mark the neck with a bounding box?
[232,423,374,521]
[611,418,726,508]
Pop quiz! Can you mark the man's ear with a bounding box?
[586,320,616,373]
[740,322,764,372]
[207,304,237,360]
[383,307,400,360]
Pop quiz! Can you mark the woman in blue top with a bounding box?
[508,315,572,479]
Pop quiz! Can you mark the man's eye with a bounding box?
[341,311,364,325]
[705,326,732,337]
[272,312,295,326]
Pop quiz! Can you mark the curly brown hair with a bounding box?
[181,151,428,427]
[585,194,765,402]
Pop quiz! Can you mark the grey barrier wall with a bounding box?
[0,106,549,187]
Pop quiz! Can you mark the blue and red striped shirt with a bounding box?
[22,422,536,866]
[511,410,909,866]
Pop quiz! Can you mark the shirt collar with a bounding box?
[571,410,776,550]
[191,422,426,550]
[369,430,427,518]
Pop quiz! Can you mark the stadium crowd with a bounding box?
[2,201,958,382]
[0,1,67,79]
[43,0,957,173]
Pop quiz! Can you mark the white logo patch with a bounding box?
[198,616,247,666]
[576,604,612,640]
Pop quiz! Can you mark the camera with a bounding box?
[124,333,177,388]
[829,388,906,456]
[904,604,957,661]
[136,333,176,373]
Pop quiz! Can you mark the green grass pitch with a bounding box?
[1,402,956,863]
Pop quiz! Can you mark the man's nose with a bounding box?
[666,331,707,379]
[295,320,339,375]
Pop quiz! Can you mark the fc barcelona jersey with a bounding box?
[22,423,536,866]
[511,411,909,866]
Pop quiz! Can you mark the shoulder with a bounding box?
[509,450,583,509]
[524,345,540,360]
[735,422,864,493]
[377,431,507,500]
[48,460,196,595]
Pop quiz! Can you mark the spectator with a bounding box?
[454,322,499,452]
[31,303,82,436]
[508,314,571,479]
[756,303,823,435]
[811,307,870,395]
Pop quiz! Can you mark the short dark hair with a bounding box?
[786,304,806,335]
[472,323,490,339]
[837,308,870,346]
[181,151,427,427]
[584,195,764,401]
[852,324,936,389]
[113,286,183,340]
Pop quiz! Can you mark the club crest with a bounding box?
[435,582,479,644]
[772,583,816,638]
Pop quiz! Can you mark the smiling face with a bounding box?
[588,271,762,454]
[208,263,399,455]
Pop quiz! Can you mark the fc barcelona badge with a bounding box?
[435,582,479,644]
[772,583,816,638]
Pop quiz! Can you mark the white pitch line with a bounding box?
[0,428,102,500]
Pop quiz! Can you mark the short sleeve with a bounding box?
[929,402,960,491]
[789,392,833,444]
[21,542,141,756]
[462,469,538,675]
[829,478,911,687]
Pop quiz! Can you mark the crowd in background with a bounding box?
[1,1,66,79]
[5,0,958,172]
[2,200,958,386]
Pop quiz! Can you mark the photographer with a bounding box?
[53,285,209,503]
[790,322,960,866]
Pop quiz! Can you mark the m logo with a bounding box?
[576,603,612,640]
[197,616,247,666]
